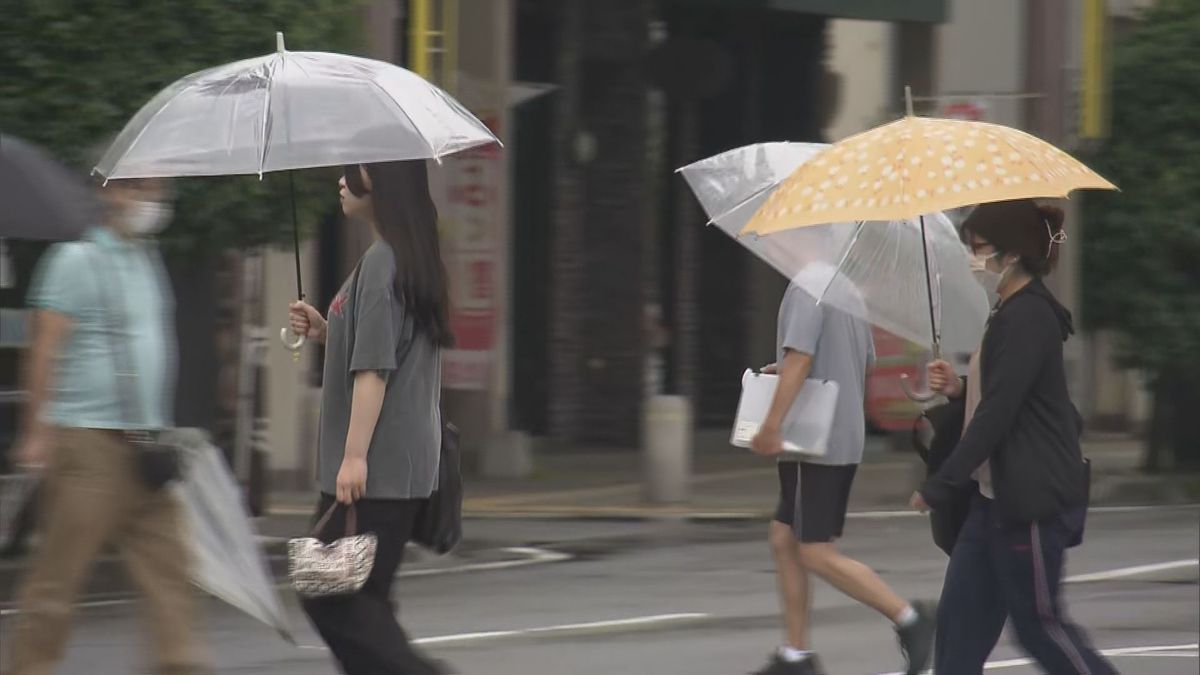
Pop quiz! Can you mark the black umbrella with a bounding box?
[0,135,101,241]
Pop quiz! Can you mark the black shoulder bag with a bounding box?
[413,420,462,554]
[88,245,182,491]
[911,397,972,556]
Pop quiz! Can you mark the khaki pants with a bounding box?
[3,428,207,675]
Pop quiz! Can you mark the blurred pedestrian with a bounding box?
[750,262,935,675]
[287,161,452,675]
[2,175,210,675]
[915,199,1116,674]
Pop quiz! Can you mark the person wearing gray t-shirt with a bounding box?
[287,160,452,675]
[749,270,934,675]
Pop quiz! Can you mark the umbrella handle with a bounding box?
[899,373,941,403]
[279,327,306,359]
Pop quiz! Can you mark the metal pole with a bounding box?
[288,171,303,301]
[918,214,941,359]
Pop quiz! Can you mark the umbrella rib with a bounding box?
[704,181,784,227]
[219,73,259,154]
[258,56,283,177]
[816,220,866,305]
[96,80,201,179]
[288,53,315,79]
[367,78,442,160]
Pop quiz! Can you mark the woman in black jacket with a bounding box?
[912,199,1115,674]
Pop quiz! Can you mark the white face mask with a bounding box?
[124,200,172,236]
[969,251,1010,297]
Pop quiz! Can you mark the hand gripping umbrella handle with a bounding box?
[900,373,941,403]
[901,342,944,404]
[280,327,306,360]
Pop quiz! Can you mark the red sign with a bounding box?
[442,113,501,390]
[865,327,924,432]
[941,100,986,121]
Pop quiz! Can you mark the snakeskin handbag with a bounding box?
[288,504,377,598]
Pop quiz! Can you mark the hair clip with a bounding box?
[1045,218,1067,258]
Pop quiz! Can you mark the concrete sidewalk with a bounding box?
[265,433,1196,521]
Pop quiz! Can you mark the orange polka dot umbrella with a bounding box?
[742,116,1116,236]
[739,103,1115,400]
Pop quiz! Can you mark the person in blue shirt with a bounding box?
[3,175,211,675]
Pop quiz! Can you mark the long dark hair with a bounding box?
[344,161,455,347]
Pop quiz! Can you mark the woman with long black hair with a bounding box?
[913,199,1115,674]
[288,160,453,674]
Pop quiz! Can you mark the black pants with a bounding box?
[935,495,1117,674]
[300,495,440,675]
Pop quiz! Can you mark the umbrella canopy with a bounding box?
[743,115,1117,236]
[169,429,292,641]
[92,32,500,355]
[679,142,989,357]
[94,33,498,180]
[0,135,101,241]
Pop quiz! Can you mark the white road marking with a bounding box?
[847,504,1197,521]
[398,547,572,578]
[0,547,572,617]
[1065,558,1199,583]
[297,612,710,651]
[877,643,1199,674]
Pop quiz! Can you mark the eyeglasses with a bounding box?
[967,241,997,256]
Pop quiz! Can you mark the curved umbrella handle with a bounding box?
[279,328,306,359]
[899,373,941,403]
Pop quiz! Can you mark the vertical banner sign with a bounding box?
[442,114,501,390]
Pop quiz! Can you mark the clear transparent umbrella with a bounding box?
[734,92,1114,399]
[93,32,498,355]
[94,34,497,180]
[679,141,990,363]
[168,430,292,641]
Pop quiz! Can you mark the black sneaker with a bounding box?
[895,601,936,675]
[751,653,826,675]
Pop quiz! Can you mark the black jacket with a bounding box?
[920,278,1089,523]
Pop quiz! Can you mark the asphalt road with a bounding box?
[1,506,1196,674]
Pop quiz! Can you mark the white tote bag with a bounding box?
[730,369,840,457]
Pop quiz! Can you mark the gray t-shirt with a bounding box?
[318,241,441,499]
[776,281,874,466]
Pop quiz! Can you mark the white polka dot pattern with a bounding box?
[743,117,1117,236]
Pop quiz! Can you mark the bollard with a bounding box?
[481,430,534,479]
[248,447,269,517]
[642,395,692,504]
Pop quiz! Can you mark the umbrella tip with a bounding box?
[276,31,286,53]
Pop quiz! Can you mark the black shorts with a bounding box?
[774,461,858,543]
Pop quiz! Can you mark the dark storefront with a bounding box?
[508,0,944,449]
